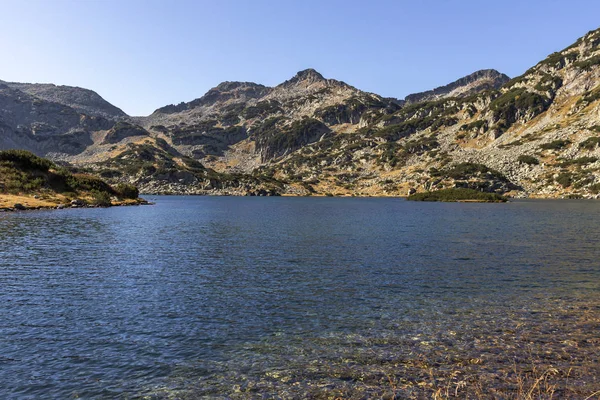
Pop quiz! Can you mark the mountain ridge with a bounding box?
[1,27,599,198]
[404,69,510,103]
[2,81,126,119]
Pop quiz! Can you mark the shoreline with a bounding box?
[147,295,600,399]
[0,197,152,212]
[3,193,598,212]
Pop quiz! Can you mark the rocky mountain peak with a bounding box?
[293,68,325,82]
[268,68,357,103]
[279,68,328,88]
[405,69,510,104]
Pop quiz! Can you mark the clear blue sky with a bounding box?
[1,0,598,116]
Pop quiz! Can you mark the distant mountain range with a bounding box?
[1,27,600,198]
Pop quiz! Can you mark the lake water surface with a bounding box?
[1,197,600,398]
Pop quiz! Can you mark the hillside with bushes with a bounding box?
[0,150,144,210]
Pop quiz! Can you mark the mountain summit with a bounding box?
[282,68,326,86]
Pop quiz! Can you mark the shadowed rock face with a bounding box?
[405,69,510,103]
[0,83,121,156]
[102,122,149,144]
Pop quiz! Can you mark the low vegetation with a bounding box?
[489,88,550,131]
[540,139,571,150]
[434,162,507,181]
[407,188,507,202]
[518,155,540,165]
[460,120,488,133]
[579,136,600,150]
[558,156,597,167]
[243,100,282,119]
[555,173,573,188]
[255,118,330,160]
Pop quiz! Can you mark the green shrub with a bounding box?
[517,155,539,165]
[577,88,600,106]
[533,73,563,93]
[489,88,549,130]
[555,173,572,187]
[114,183,139,199]
[90,190,112,207]
[377,142,404,167]
[460,120,488,132]
[69,174,114,194]
[315,98,370,125]
[443,163,507,181]
[559,157,598,167]
[579,136,600,150]
[540,139,571,150]
[539,52,569,68]
[220,112,241,126]
[0,150,54,171]
[430,117,459,131]
[404,136,439,154]
[573,55,600,71]
[243,100,282,119]
[255,118,330,160]
[588,183,600,194]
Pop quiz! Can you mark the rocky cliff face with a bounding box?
[1,28,600,198]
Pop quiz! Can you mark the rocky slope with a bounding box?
[1,27,599,198]
[0,81,113,156]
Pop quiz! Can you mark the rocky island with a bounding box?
[407,188,508,202]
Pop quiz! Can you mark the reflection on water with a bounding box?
[0,198,599,398]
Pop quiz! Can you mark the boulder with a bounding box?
[70,199,86,207]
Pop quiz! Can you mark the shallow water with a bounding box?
[1,197,599,398]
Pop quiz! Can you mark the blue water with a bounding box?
[1,197,599,398]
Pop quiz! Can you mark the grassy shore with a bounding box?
[0,149,145,211]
